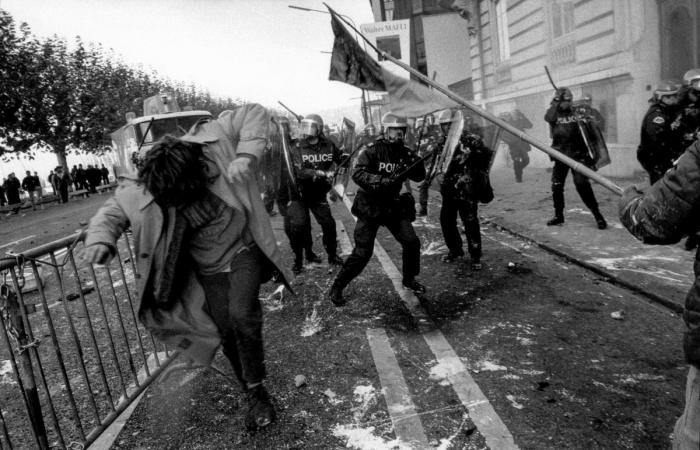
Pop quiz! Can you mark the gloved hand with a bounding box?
[379,177,397,189]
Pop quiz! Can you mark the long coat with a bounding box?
[86,104,290,365]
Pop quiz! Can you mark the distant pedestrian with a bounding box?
[55,167,70,204]
[86,165,100,193]
[70,165,79,191]
[33,171,44,209]
[501,109,533,183]
[3,173,21,214]
[100,165,110,185]
[21,170,39,211]
[619,140,700,449]
[0,180,6,206]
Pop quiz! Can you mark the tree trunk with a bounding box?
[54,146,68,171]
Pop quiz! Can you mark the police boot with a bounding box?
[592,210,607,230]
[245,384,276,432]
[402,278,426,294]
[328,253,344,266]
[292,252,304,275]
[327,281,346,307]
[305,249,323,264]
[546,215,564,226]
[471,258,482,271]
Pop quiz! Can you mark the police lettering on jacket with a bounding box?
[294,137,342,172]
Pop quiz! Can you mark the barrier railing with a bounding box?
[0,231,179,449]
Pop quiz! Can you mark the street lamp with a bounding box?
[288,4,374,124]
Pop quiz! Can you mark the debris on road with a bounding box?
[294,374,307,388]
[610,310,624,320]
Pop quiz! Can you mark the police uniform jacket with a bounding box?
[620,140,700,368]
[544,103,590,162]
[637,102,683,173]
[351,138,425,220]
[292,135,344,202]
[440,131,493,202]
[86,104,291,366]
[678,90,700,150]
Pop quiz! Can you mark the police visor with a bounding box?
[299,119,320,137]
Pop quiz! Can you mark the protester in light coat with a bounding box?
[85,103,290,431]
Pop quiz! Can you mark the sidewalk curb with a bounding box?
[486,219,685,315]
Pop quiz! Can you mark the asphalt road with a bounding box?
[0,169,690,449]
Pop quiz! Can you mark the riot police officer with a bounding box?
[439,111,494,270]
[287,113,345,274]
[500,110,533,182]
[327,113,426,306]
[545,87,608,229]
[678,69,700,151]
[637,80,684,185]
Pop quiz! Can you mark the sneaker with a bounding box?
[402,279,426,294]
[471,261,483,271]
[441,252,463,263]
[292,260,303,275]
[305,251,323,264]
[328,254,344,266]
[327,284,345,306]
[245,385,275,432]
[594,215,607,230]
[546,216,564,226]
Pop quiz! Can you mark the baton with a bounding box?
[277,101,303,123]
[544,66,558,91]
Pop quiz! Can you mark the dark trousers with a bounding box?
[335,215,420,288]
[511,151,529,181]
[417,180,430,211]
[199,246,265,388]
[439,193,481,261]
[551,160,600,216]
[287,198,337,259]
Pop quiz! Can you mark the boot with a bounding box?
[471,259,482,271]
[292,253,304,275]
[328,254,344,266]
[305,249,322,264]
[546,214,564,226]
[593,211,607,230]
[327,283,345,306]
[245,384,275,432]
[441,251,464,263]
[402,278,426,294]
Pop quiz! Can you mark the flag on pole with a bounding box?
[328,10,456,118]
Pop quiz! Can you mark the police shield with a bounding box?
[271,117,299,193]
[577,119,611,170]
[429,109,464,185]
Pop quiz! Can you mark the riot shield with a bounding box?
[429,109,464,186]
[586,121,611,169]
[271,117,298,194]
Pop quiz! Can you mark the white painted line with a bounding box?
[336,219,353,256]
[0,235,36,250]
[341,195,518,449]
[366,328,430,448]
[89,352,168,450]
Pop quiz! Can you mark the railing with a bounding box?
[0,231,179,449]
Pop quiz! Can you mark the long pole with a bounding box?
[325,4,623,196]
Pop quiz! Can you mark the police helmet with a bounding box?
[556,87,573,101]
[300,113,324,138]
[381,112,408,143]
[654,79,681,98]
[437,109,454,125]
[683,69,700,87]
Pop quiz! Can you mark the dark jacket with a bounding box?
[3,177,21,204]
[545,103,590,162]
[292,136,344,202]
[677,89,700,150]
[351,138,425,220]
[619,140,700,367]
[440,131,494,202]
[637,102,684,175]
[21,175,38,192]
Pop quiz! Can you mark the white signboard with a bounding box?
[360,19,411,80]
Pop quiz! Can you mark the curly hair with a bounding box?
[138,135,213,207]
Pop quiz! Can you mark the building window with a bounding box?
[383,0,395,21]
[494,0,511,62]
[551,1,574,39]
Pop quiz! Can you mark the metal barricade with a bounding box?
[0,231,179,449]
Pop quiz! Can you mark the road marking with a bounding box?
[341,195,518,449]
[336,219,353,256]
[0,235,36,250]
[366,328,430,448]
